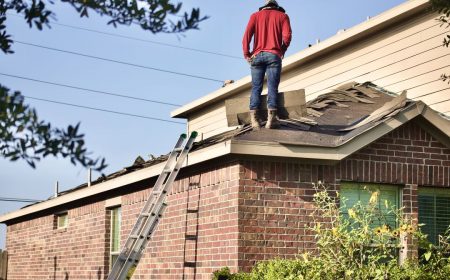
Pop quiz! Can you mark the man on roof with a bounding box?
[242,0,292,129]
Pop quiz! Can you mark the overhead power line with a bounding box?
[0,197,41,203]
[55,22,242,60]
[7,13,241,60]
[0,72,181,107]
[23,95,185,124]
[14,41,225,83]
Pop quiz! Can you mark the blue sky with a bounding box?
[0,0,407,249]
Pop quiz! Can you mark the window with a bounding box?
[340,182,400,229]
[56,213,68,229]
[110,207,121,268]
[418,188,450,244]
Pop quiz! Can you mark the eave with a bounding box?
[170,0,431,119]
[2,101,448,224]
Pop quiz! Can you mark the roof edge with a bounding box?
[170,0,431,119]
[0,141,232,224]
[3,103,448,224]
[230,103,424,161]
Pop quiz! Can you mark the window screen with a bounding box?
[419,188,450,244]
[340,182,399,228]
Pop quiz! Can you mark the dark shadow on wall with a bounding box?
[53,256,70,280]
[98,267,102,280]
[53,256,57,280]
[88,267,103,280]
[182,177,201,280]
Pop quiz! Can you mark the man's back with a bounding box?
[243,0,292,129]
[242,7,292,59]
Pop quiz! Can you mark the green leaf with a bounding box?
[424,251,432,261]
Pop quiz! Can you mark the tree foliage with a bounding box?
[0,0,208,54]
[430,0,450,82]
[0,0,207,170]
[1,85,107,170]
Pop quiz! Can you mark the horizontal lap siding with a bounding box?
[187,11,449,140]
[280,12,449,116]
[279,12,440,91]
[188,103,236,140]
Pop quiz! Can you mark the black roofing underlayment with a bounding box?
[25,82,414,206]
[203,81,410,148]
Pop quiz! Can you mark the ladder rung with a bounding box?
[153,190,167,196]
[130,235,144,239]
[185,234,197,241]
[184,262,196,268]
[186,209,198,214]
[106,133,197,280]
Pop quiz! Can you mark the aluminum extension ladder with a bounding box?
[107,131,198,280]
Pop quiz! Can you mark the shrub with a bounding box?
[212,185,450,279]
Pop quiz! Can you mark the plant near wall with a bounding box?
[0,0,207,170]
[212,185,450,280]
[304,185,418,279]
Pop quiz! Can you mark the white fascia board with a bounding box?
[171,0,430,119]
[230,140,344,160]
[230,103,423,161]
[420,103,450,137]
[0,141,231,224]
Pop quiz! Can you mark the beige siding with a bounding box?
[188,11,450,139]
[280,12,450,103]
[188,102,238,140]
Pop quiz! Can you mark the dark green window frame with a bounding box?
[418,188,450,245]
[340,182,400,229]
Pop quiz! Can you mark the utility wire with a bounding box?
[55,22,242,60]
[0,197,41,203]
[7,13,241,60]
[0,72,181,107]
[14,41,225,83]
[23,95,185,124]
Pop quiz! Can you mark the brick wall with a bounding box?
[238,120,449,271]
[120,162,241,280]
[5,120,450,278]
[6,201,109,280]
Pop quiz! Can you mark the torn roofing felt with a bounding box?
[204,81,411,148]
[21,82,415,208]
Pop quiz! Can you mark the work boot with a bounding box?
[265,109,280,129]
[249,110,261,130]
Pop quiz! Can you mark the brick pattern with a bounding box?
[121,162,240,280]
[343,122,450,186]
[238,121,449,271]
[5,121,450,278]
[400,184,419,262]
[6,201,109,280]
[239,162,328,270]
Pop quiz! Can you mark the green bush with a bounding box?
[212,185,450,279]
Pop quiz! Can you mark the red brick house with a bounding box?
[1,0,449,279]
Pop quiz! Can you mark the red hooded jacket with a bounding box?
[242,6,292,60]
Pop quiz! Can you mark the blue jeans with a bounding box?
[249,52,282,110]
